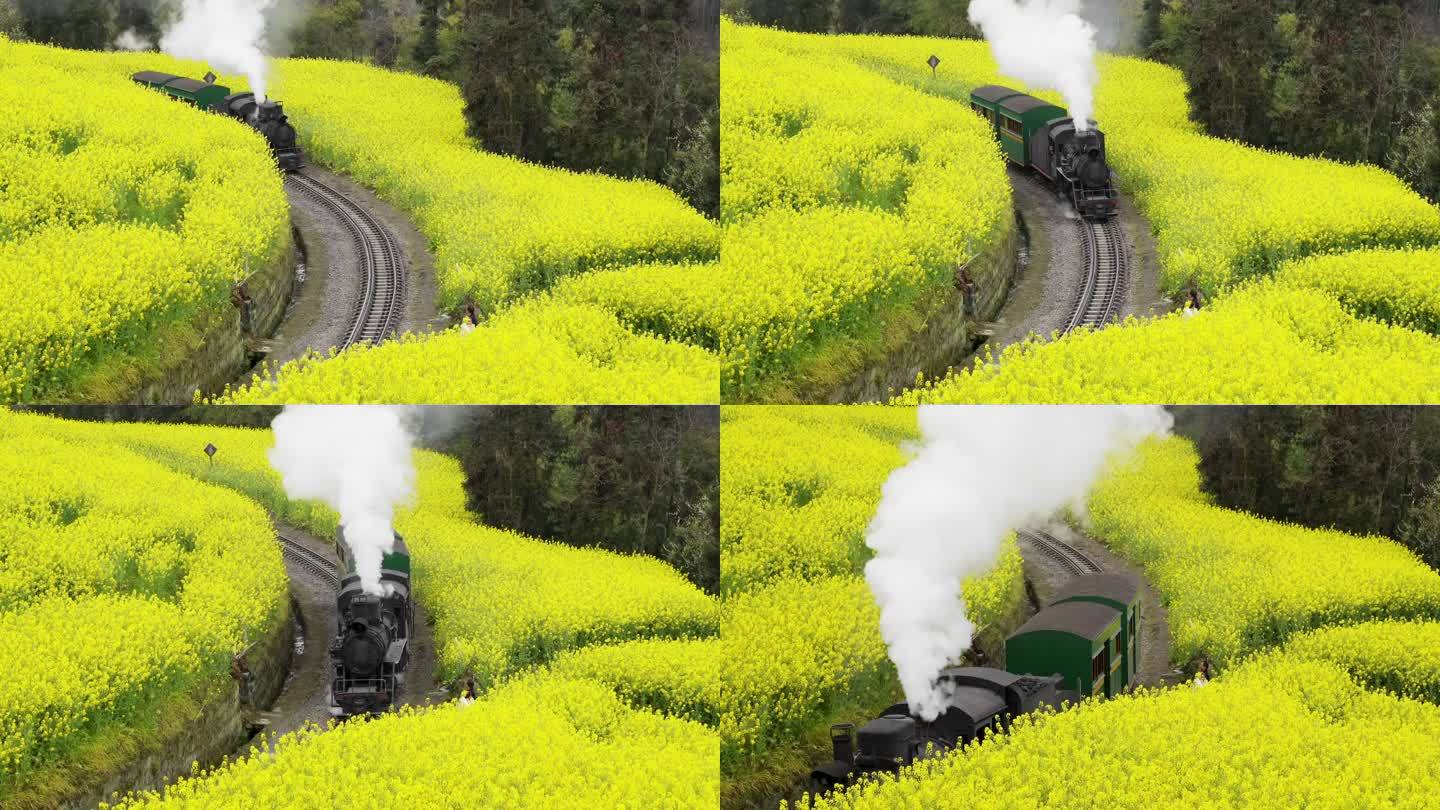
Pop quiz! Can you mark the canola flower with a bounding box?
[0,416,287,788]
[0,41,289,402]
[1274,247,1440,335]
[899,283,1440,404]
[401,511,720,687]
[1086,437,1440,667]
[809,656,1440,809]
[552,638,726,727]
[1281,620,1440,705]
[214,300,720,404]
[719,406,918,594]
[717,22,1012,397]
[109,674,719,809]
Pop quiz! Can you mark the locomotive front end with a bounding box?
[1058,125,1119,220]
[329,531,413,717]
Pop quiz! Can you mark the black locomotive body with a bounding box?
[970,85,1119,220]
[131,71,305,172]
[328,530,413,717]
[810,667,1075,795]
[223,92,305,172]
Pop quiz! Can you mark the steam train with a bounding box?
[811,574,1141,795]
[328,530,414,717]
[131,71,305,171]
[970,85,1118,220]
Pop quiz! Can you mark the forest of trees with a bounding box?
[1173,406,1440,571]
[442,406,720,593]
[0,0,718,217]
[1143,0,1440,203]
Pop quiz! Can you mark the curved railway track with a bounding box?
[278,534,339,588]
[1019,529,1103,577]
[1064,218,1128,333]
[284,171,406,349]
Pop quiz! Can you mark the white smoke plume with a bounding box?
[114,29,154,51]
[969,0,1100,130]
[159,1,281,100]
[269,406,418,595]
[863,405,1172,720]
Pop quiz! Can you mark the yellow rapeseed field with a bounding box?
[0,39,289,402]
[810,656,1440,808]
[0,417,287,788]
[2,411,721,802]
[722,20,1440,403]
[716,21,1012,397]
[110,674,719,809]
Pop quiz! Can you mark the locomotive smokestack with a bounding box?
[158,1,295,102]
[969,0,1100,131]
[863,406,1171,720]
[268,406,418,595]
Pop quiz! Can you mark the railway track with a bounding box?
[1064,218,1128,333]
[1018,529,1103,577]
[278,534,339,588]
[285,171,405,349]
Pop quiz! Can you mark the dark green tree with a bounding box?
[1400,476,1440,570]
[17,0,113,49]
[745,0,831,33]
[413,0,445,74]
[1388,102,1440,202]
[457,0,563,160]
[906,0,979,38]
[445,406,720,592]
[0,0,25,39]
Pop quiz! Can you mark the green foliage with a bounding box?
[1156,0,1440,171]
[1088,436,1440,668]
[447,406,720,593]
[1388,102,1440,203]
[455,0,718,215]
[1176,405,1440,570]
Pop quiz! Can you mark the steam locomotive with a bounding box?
[970,85,1118,220]
[810,667,1074,795]
[131,71,305,171]
[811,574,1142,796]
[328,530,413,717]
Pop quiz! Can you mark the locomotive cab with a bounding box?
[1042,119,1119,220]
[222,91,305,172]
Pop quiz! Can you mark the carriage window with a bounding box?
[1002,117,1023,137]
[1091,651,1103,680]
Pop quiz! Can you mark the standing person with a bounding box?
[458,668,478,706]
[1183,284,1206,315]
[460,303,480,335]
[956,267,979,317]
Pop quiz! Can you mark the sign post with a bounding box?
[927,54,941,77]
